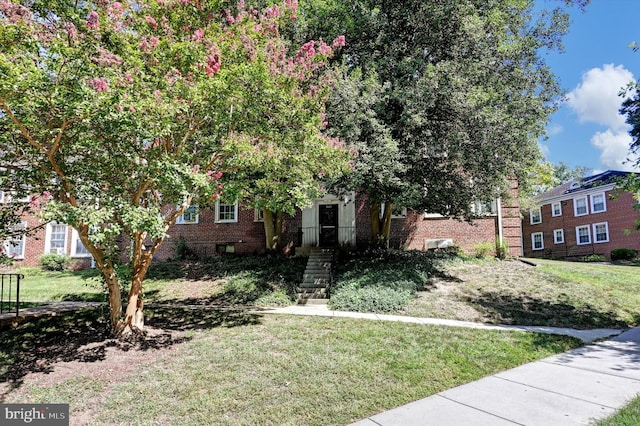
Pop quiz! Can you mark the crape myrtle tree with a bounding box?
[0,0,346,335]
[213,11,350,251]
[283,0,589,246]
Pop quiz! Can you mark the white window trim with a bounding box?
[176,205,199,224]
[574,196,588,217]
[551,202,562,217]
[70,228,92,258]
[254,208,264,222]
[593,222,610,243]
[529,207,542,225]
[4,221,27,259]
[380,203,407,219]
[44,222,68,255]
[531,232,544,251]
[575,225,591,245]
[590,192,607,214]
[553,229,564,244]
[215,200,239,223]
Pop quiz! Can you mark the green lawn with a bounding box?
[331,252,640,329]
[596,394,640,426]
[1,308,580,425]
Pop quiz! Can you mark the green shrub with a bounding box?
[495,238,509,260]
[472,242,494,258]
[611,248,638,261]
[329,284,412,313]
[172,235,198,261]
[579,254,606,263]
[39,253,70,271]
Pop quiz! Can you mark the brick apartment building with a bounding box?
[4,180,523,268]
[522,170,640,260]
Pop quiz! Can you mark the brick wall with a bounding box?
[522,189,640,259]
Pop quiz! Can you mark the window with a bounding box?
[70,229,92,258]
[254,208,265,222]
[471,200,498,216]
[531,232,544,250]
[215,201,238,223]
[380,203,407,219]
[591,193,606,213]
[553,229,564,244]
[4,222,27,259]
[176,205,199,224]
[45,222,68,254]
[530,207,542,224]
[576,225,591,245]
[593,222,609,243]
[552,202,562,217]
[574,196,588,216]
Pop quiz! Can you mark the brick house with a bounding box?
[521,170,640,260]
[3,180,523,268]
[154,179,523,260]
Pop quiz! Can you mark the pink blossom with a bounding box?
[129,106,136,113]
[108,2,123,18]
[332,35,346,48]
[254,24,262,31]
[91,47,123,67]
[42,191,51,198]
[65,22,78,41]
[1,1,31,24]
[318,42,332,56]
[205,53,221,76]
[207,171,223,180]
[149,36,159,48]
[86,11,99,30]
[224,10,235,24]
[145,16,158,30]
[191,165,200,173]
[88,77,109,93]
[125,73,133,83]
[193,28,204,41]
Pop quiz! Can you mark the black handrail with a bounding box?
[1,273,24,317]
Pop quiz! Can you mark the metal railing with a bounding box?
[1,273,24,317]
[298,227,356,247]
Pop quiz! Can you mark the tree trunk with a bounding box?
[370,202,393,248]
[116,232,154,336]
[263,209,284,251]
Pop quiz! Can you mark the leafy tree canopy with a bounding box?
[0,0,346,334]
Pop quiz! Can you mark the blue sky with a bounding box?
[537,0,640,174]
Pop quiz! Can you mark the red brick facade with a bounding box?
[5,181,523,268]
[522,173,640,260]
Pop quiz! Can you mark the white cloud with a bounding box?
[546,124,563,136]
[566,64,633,131]
[590,130,639,171]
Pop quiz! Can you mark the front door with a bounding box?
[319,204,338,246]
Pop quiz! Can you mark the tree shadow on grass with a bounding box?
[466,291,630,329]
[0,304,263,400]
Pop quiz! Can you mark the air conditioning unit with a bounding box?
[424,239,454,250]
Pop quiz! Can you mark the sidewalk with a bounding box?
[350,327,640,426]
[262,305,639,425]
[0,301,102,327]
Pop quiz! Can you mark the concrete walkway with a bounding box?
[0,301,102,327]
[262,305,639,425]
[262,304,623,343]
[350,327,640,426]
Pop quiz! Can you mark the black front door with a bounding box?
[319,204,338,246]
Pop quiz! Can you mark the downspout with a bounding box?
[497,197,503,251]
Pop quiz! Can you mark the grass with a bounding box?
[10,267,104,302]
[595,394,640,425]
[331,251,640,329]
[0,308,581,425]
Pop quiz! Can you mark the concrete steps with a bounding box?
[297,249,334,305]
